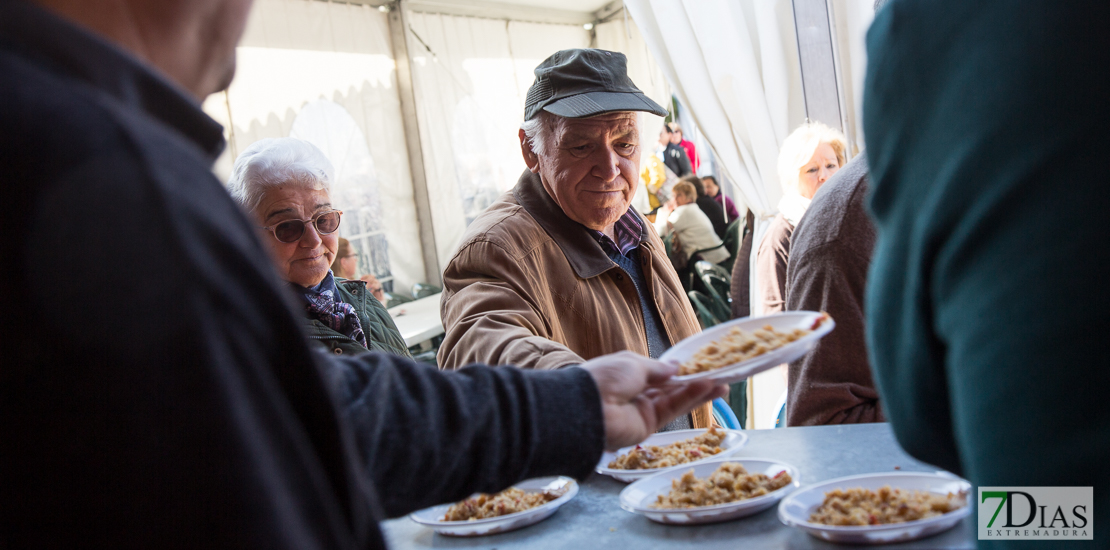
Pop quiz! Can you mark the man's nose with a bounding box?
[592,146,621,182]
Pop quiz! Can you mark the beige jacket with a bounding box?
[438,170,712,428]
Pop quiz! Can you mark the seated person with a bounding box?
[228,137,408,357]
[756,122,847,316]
[785,155,883,425]
[332,237,386,303]
[686,175,729,240]
[702,175,741,224]
[438,48,713,430]
[655,181,730,266]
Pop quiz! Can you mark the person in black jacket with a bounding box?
[682,175,729,241]
[658,125,692,178]
[0,1,725,548]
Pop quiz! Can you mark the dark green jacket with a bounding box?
[865,1,1108,545]
[303,278,411,358]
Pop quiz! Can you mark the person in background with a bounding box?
[655,181,729,266]
[639,147,668,213]
[332,237,357,279]
[702,175,740,224]
[438,49,715,430]
[729,209,757,319]
[685,175,728,241]
[658,124,692,178]
[668,121,700,173]
[864,0,1108,535]
[0,4,727,546]
[785,155,882,426]
[333,237,386,303]
[756,121,847,316]
[228,137,407,357]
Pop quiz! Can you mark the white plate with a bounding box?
[595,428,748,482]
[619,457,799,525]
[662,311,835,385]
[408,476,578,537]
[777,471,972,545]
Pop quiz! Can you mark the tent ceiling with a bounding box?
[337,0,622,25]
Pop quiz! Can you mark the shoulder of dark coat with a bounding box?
[792,156,875,256]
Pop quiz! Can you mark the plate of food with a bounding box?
[777,471,972,544]
[408,476,578,537]
[596,426,748,482]
[619,458,799,525]
[662,311,834,385]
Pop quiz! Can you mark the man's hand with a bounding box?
[580,352,728,451]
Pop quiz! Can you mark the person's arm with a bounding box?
[723,195,740,223]
[438,240,583,370]
[324,350,725,517]
[755,223,789,315]
[785,243,881,426]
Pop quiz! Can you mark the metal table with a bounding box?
[387,293,444,347]
[382,423,974,549]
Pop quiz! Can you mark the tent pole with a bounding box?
[387,1,442,286]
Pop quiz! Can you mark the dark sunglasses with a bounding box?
[262,210,342,243]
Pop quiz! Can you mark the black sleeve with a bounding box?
[322,352,605,517]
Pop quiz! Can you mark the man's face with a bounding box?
[523,112,641,231]
[669,130,682,145]
[192,0,255,96]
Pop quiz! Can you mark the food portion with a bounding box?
[442,487,565,521]
[651,462,793,509]
[808,486,968,526]
[607,427,726,470]
[679,313,829,376]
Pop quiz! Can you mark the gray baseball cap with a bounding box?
[524,48,669,120]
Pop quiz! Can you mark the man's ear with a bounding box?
[519,128,540,173]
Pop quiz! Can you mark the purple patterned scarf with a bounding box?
[294,272,367,348]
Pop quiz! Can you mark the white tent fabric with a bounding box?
[625,0,874,428]
[404,13,590,265]
[403,11,675,266]
[202,0,425,293]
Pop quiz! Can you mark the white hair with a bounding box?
[520,111,555,158]
[520,111,644,159]
[227,137,334,214]
[776,121,848,197]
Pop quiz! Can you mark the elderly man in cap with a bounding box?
[438,49,712,430]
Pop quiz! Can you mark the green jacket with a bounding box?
[303,278,411,358]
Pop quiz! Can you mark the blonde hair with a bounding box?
[673,181,697,201]
[776,122,847,197]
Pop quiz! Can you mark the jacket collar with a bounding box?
[0,1,226,161]
[513,169,654,279]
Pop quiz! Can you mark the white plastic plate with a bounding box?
[662,311,835,385]
[777,471,972,545]
[596,429,748,483]
[619,457,799,525]
[408,476,578,537]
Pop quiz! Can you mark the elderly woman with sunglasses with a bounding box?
[228,137,409,358]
